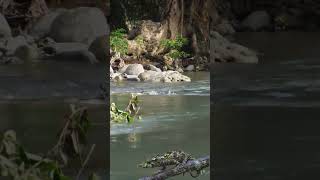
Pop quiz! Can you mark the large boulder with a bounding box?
[241,11,271,31]
[124,64,144,75]
[29,8,67,39]
[0,13,11,38]
[210,31,258,63]
[50,7,109,45]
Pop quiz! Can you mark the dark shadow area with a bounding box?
[212,1,320,179]
[0,0,109,179]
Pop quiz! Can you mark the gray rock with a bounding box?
[118,64,128,74]
[110,66,114,76]
[124,74,140,81]
[112,74,124,82]
[161,71,191,82]
[29,8,67,39]
[124,64,144,75]
[215,20,235,35]
[211,31,258,63]
[2,36,28,55]
[138,70,191,83]
[185,65,195,71]
[89,35,109,62]
[0,13,11,37]
[138,70,158,81]
[147,64,162,72]
[176,67,184,73]
[50,7,109,45]
[241,11,270,31]
[14,44,39,61]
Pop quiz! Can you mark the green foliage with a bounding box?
[160,36,190,60]
[110,28,128,55]
[167,50,190,60]
[160,36,188,50]
[110,94,141,124]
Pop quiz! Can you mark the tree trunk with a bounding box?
[161,0,214,57]
[161,0,183,39]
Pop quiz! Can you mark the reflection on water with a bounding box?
[110,95,210,180]
[0,61,105,100]
[214,106,320,180]
[213,32,320,179]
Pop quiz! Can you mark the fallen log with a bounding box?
[139,156,210,180]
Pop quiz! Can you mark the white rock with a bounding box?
[185,65,195,71]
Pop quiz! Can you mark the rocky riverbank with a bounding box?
[0,7,109,64]
[216,0,320,32]
[109,20,205,83]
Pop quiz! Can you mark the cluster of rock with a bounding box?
[120,20,208,72]
[110,63,191,83]
[224,0,320,32]
[0,7,109,64]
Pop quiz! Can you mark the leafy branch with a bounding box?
[110,28,128,56]
[160,36,190,60]
[0,105,101,180]
[110,94,141,124]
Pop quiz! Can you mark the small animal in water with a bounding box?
[138,150,202,177]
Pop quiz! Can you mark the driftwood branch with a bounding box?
[139,156,210,180]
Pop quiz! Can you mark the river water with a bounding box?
[110,73,210,180]
[213,32,320,179]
